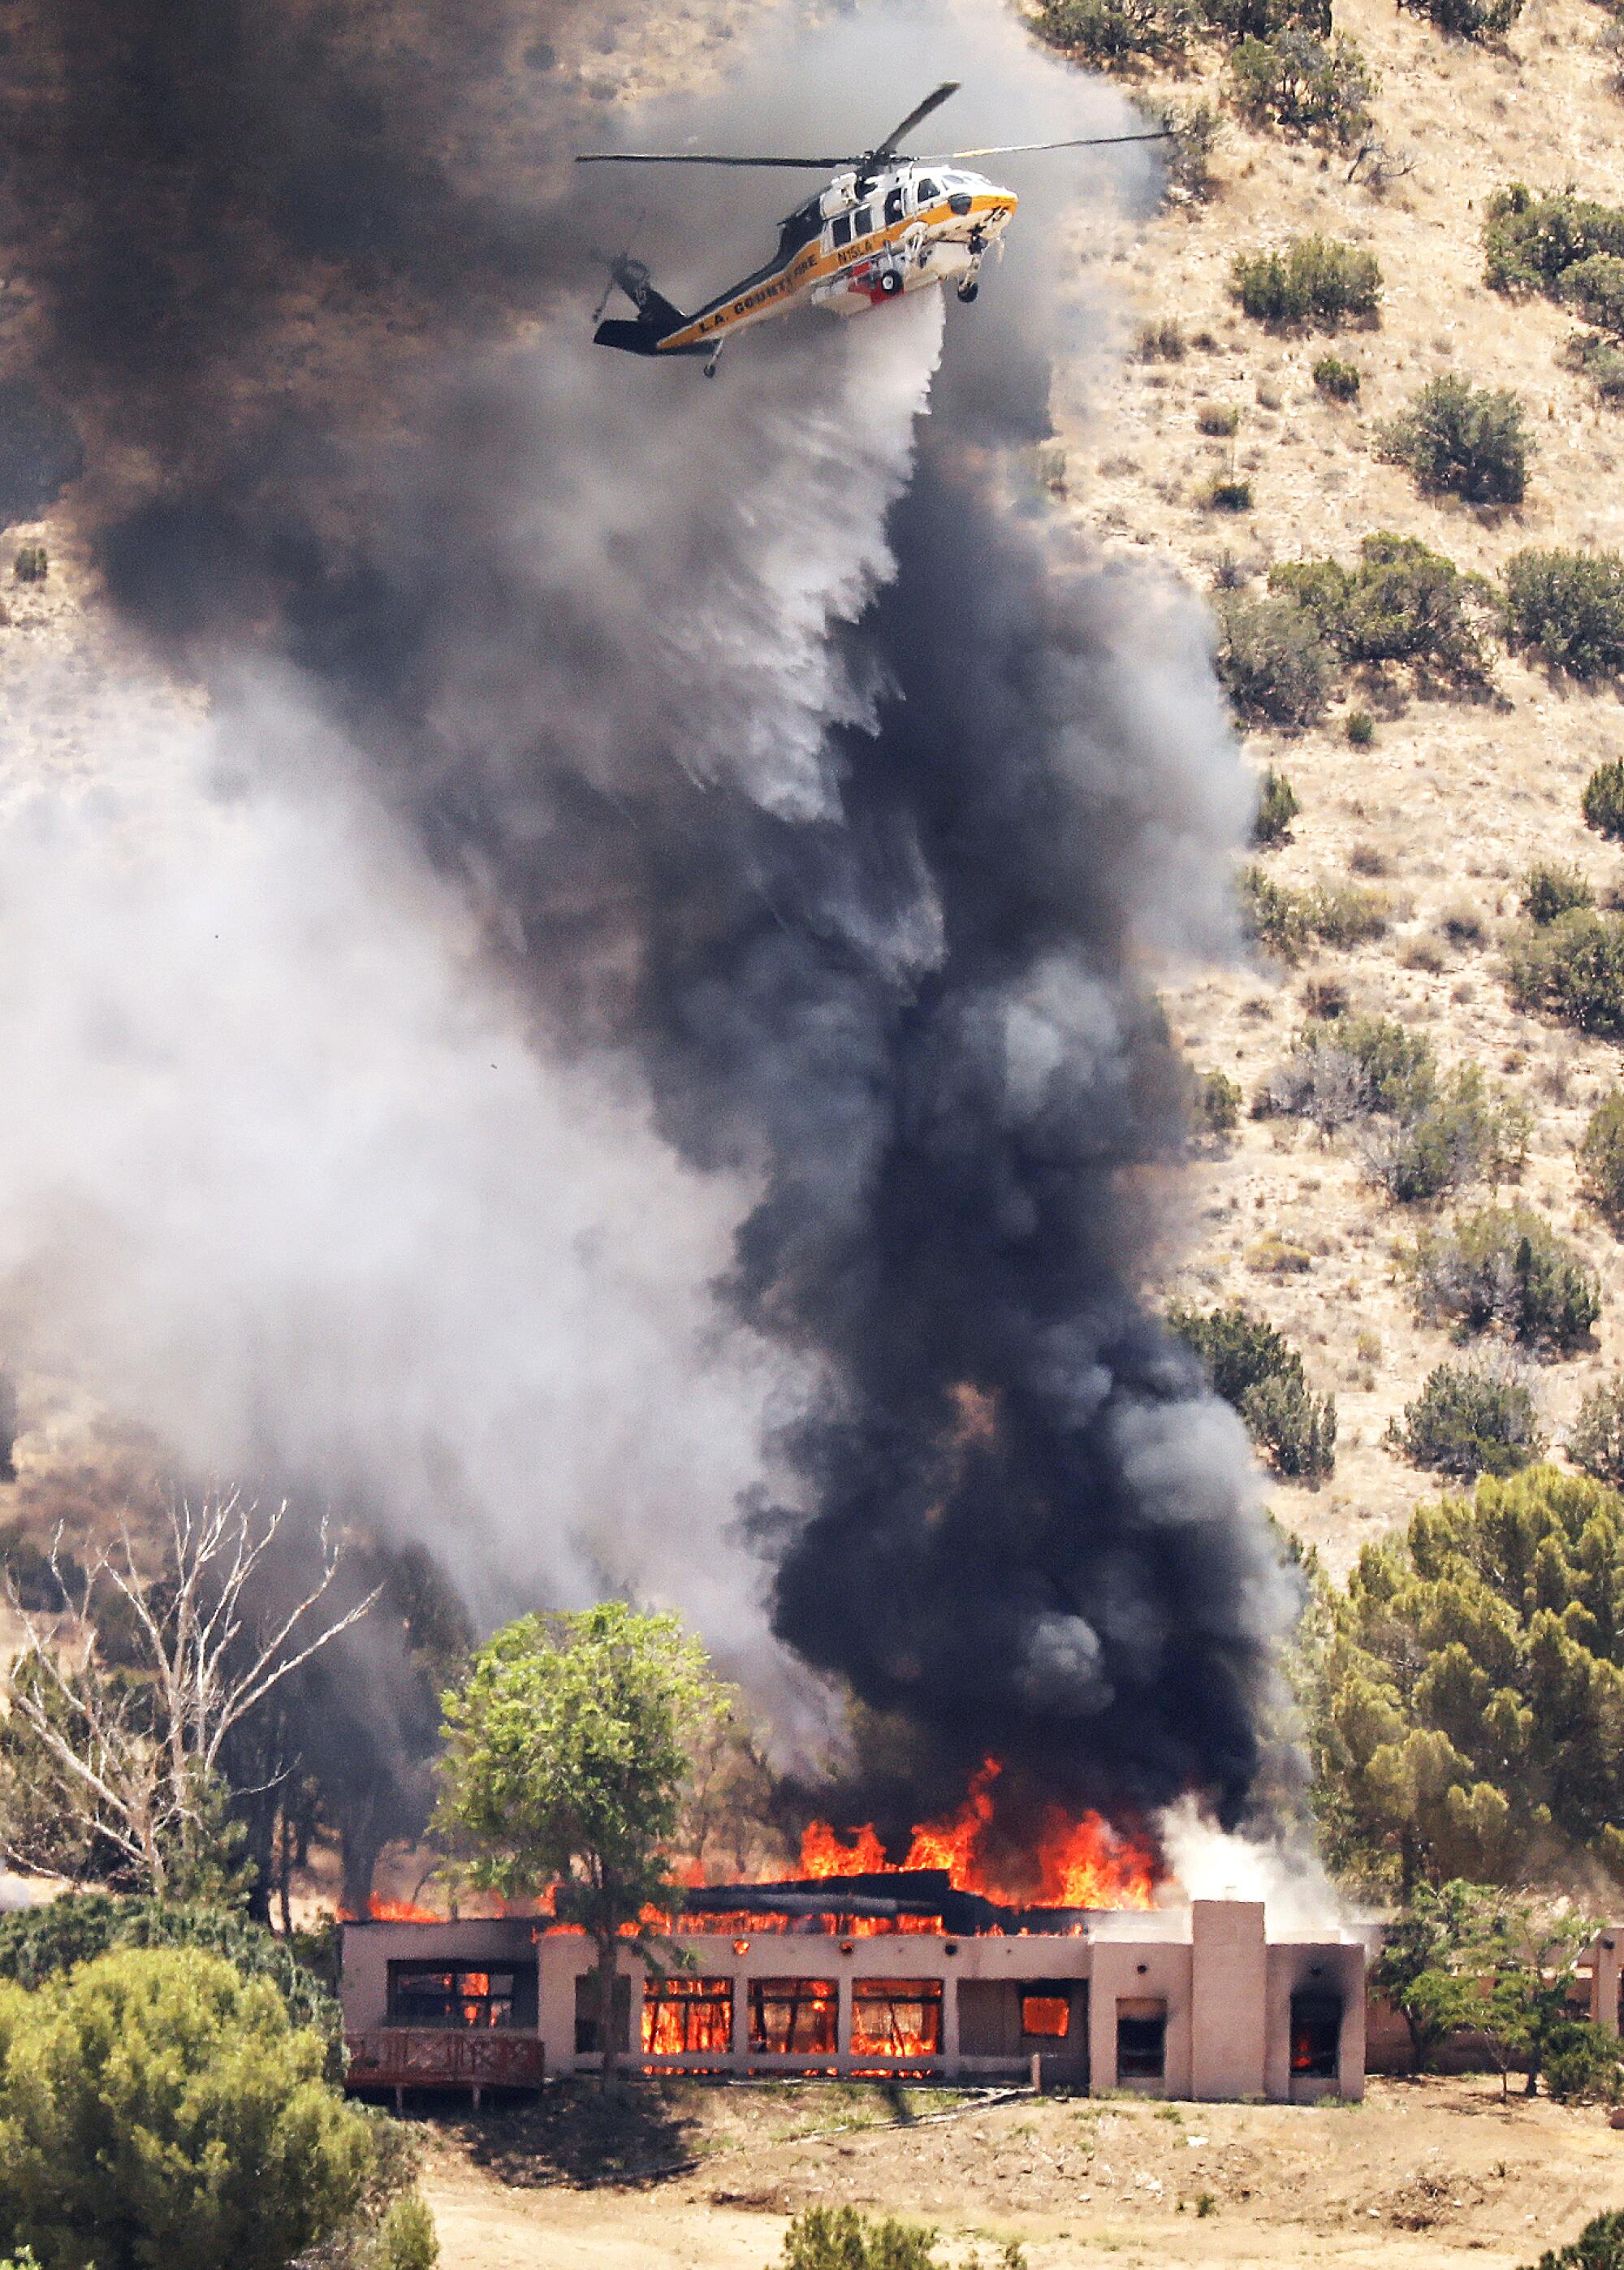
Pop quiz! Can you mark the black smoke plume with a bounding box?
[0,0,1286,1849]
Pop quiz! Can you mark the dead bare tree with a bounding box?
[2,1490,379,1899]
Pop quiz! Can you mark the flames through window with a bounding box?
[851,1978,943,2058]
[749,1977,838,2056]
[642,1974,733,2056]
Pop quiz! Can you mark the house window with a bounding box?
[1116,1998,1167,2079]
[851,1978,943,2057]
[643,1974,734,2055]
[387,1963,519,2030]
[749,1977,838,2055]
[1290,1991,1342,2079]
[1021,1991,1071,2040]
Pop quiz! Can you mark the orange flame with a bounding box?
[339,1895,442,1923]
[798,1758,1158,1912]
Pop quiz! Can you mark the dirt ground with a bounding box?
[412,2074,1624,2270]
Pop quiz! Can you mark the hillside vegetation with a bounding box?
[1042,0,1624,1566]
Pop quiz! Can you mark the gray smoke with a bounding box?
[0,0,1292,1840]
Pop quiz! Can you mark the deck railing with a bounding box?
[345,2028,544,2092]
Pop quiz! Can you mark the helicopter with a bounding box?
[576,82,1169,374]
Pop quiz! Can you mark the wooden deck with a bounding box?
[346,2027,545,2099]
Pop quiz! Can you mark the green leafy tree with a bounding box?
[1370,1879,1507,2069]
[1229,35,1376,142]
[1252,763,1300,845]
[1474,1908,1618,2099]
[1305,1468,1624,1894]
[435,1602,728,2082]
[0,1945,378,2270]
[1393,1356,1542,1480]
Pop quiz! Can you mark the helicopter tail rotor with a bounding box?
[593,257,701,357]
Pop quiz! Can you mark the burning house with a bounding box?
[339,1878,1369,2104]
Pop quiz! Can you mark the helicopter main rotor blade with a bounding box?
[870,80,961,159]
[948,128,1176,158]
[576,151,845,168]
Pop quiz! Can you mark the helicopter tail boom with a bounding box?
[593,258,702,356]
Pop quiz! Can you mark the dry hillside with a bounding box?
[1051,0,1624,1567]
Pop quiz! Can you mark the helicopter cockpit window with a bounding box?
[916,178,941,203]
[830,213,853,249]
[884,186,905,226]
[851,205,872,237]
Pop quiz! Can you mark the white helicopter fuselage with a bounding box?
[654,161,1017,358]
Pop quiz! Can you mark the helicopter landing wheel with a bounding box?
[957,279,979,303]
[877,268,904,296]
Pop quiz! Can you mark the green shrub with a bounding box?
[1579,1088,1624,1226]
[1540,2019,1624,2104]
[1269,531,1500,679]
[0,1892,343,2075]
[1346,708,1376,745]
[1505,551,1624,679]
[1506,907,1624,1036]
[1239,864,1312,958]
[1230,32,1377,142]
[1262,1013,1434,1126]
[1252,763,1300,845]
[1194,1066,1243,1133]
[377,2193,441,2270]
[0,1946,378,2270]
[780,2207,944,2270]
[1311,880,1389,945]
[1313,352,1362,400]
[1238,872,1389,961]
[1216,592,1335,724]
[1407,1203,1600,1351]
[1378,375,1531,504]
[1393,1356,1543,1477]
[1167,1299,1337,1477]
[1033,0,1192,61]
[1522,862,1595,925]
[1563,330,1624,404]
[1567,1376,1624,1485]
[1485,184,1624,297]
[1402,0,1522,37]
[1199,401,1243,435]
[1584,758,1624,836]
[1363,1067,1530,1202]
[1207,476,1254,511]
[1559,252,1624,334]
[11,546,45,585]
[1525,2209,1624,2270]
[1231,233,1382,328]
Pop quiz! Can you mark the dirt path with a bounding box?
[416,2077,1624,2270]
